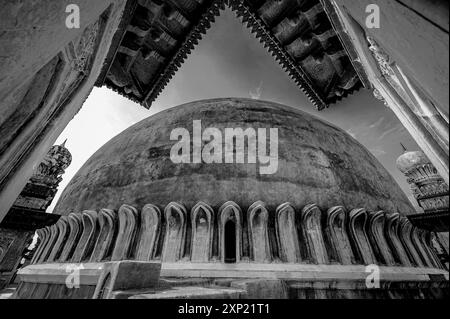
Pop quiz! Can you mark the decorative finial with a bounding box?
[400,142,408,153]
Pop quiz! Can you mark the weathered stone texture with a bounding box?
[97,0,361,109]
[54,98,414,216]
[0,0,127,222]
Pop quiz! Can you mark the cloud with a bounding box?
[369,148,387,157]
[368,117,384,129]
[249,81,263,99]
[378,124,403,140]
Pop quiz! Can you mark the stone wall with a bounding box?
[0,210,61,289]
[0,228,33,289]
[0,0,127,223]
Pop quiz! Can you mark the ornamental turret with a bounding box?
[396,147,449,215]
[11,141,71,213]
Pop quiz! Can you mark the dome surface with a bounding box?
[54,98,414,215]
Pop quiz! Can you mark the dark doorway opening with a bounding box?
[224,220,236,263]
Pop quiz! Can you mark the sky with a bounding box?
[49,8,420,212]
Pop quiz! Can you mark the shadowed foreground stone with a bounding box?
[128,286,246,299]
[93,261,161,299]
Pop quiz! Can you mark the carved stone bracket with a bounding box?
[72,21,101,73]
[367,36,395,77]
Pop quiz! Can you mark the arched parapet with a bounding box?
[418,230,442,269]
[398,217,425,267]
[162,202,187,262]
[31,228,50,264]
[90,209,118,262]
[47,216,70,262]
[135,204,161,261]
[30,229,44,264]
[300,204,328,264]
[111,205,139,261]
[385,213,412,267]
[248,201,272,262]
[59,213,83,262]
[411,227,436,268]
[275,202,301,263]
[71,210,99,262]
[428,233,444,269]
[324,206,353,265]
[347,208,376,265]
[190,201,214,262]
[218,201,243,263]
[37,224,60,263]
[366,211,396,266]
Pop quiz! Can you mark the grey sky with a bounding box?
[50,8,420,212]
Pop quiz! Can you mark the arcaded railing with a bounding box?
[31,201,443,269]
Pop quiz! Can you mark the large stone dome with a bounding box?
[54,98,413,215]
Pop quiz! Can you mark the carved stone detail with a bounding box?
[32,201,443,273]
[90,209,118,262]
[301,204,328,264]
[347,208,376,265]
[37,224,59,264]
[190,202,214,262]
[111,205,139,261]
[398,217,425,267]
[324,206,354,265]
[32,227,52,264]
[418,230,442,269]
[366,211,396,266]
[0,234,15,264]
[47,216,69,262]
[385,213,412,266]
[30,229,46,265]
[59,213,83,262]
[72,22,100,73]
[135,204,161,261]
[162,202,186,262]
[248,201,272,262]
[218,201,242,263]
[411,227,435,268]
[71,211,98,263]
[367,36,395,77]
[275,203,301,263]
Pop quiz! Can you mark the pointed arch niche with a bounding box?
[218,201,242,263]
[190,202,214,262]
[162,202,187,262]
[248,201,271,263]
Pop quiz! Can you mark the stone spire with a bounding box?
[400,142,408,153]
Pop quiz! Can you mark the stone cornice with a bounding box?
[96,0,362,110]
